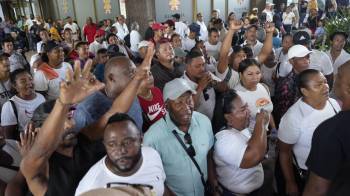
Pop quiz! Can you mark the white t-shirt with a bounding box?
[1,93,45,131]
[130,30,141,52]
[36,41,45,53]
[34,62,72,101]
[261,64,277,96]
[235,83,273,132]
[263,9,274,22]
[75,147,166,196]
[278,98,340,169]
[282,12,295,25]
[182,72,220,120]
[0,80,12,108]
[88,40,106,55]
[64,23,79,40]
[113,22,129,40]
[242,40,263,58]
[174,21,189,38]
[196,20,208,41]
[326,49,350,74]
[214,128,264,194]
[279,49,334,77]
[182,37,196,52]
[215,67,240,90]
[204,41,222,60]
[0,139,21,183]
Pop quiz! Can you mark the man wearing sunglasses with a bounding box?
[144,78,216,196]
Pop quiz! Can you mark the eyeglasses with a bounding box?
[184,133,196,157]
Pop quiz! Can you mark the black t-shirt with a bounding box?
[306,110,350,180]
[44,133,105,196]
[151,61,184,91]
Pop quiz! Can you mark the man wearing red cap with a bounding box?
[83,17,98,44]
[89,29,106,55]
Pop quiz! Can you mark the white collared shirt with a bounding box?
[326,49,350,74]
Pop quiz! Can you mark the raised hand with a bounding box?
[18,122,38,157]
[265,22,275,34]
[229,20,243,31]
[59,60,105,105]
[139,42,155,71]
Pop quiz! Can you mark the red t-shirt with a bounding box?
[83,24,97,44]
[138,87,166,132]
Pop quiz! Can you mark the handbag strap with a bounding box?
[172,130,206,187]
[328,99,338,114]
[9,100,19,128]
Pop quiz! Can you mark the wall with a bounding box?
[155,0,193,24]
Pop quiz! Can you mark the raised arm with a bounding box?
[20,60,105,196]
[80,43,155,140]
[257,22,274,63]
[240,109,269,169]
[217,20,242,74]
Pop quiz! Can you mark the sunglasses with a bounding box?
[184,133,196,157]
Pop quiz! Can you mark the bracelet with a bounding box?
[57,97,70,106]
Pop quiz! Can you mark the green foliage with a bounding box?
[319,8,350,52]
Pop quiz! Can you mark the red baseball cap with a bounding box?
[151,23,165,31]
[95,29,105,37]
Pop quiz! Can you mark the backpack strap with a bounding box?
[9,100,19,130]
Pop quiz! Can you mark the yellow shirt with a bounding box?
[308,0,318,11]
[50,27,62,41]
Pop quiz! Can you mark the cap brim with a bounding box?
[166,89,197,101]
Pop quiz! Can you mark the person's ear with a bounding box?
[107,73,115,82]
[300,87,309,97]
[224,113,231,126]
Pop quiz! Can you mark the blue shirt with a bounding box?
[93,63,105,82]
[144,112,214,196]
[74,91,143,132]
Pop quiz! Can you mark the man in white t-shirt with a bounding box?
[75,113,166,196]
[262,2,275,22]
[88,30,106,55]
[326,31,350,74]
[282,6,296,34]
[214,90,270,195]
[242,25,264,58]
[275,34,293,76]
[204,28,222,60]
[112,15,129,40]
[64,17,80,41]
[172,13,189,39]
[196,13,208,41]
[182,23,200,52]
[36,29,51,54]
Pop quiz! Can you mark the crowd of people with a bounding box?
[0,1,350,196]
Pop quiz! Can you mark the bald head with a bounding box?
[105,56,135,77]
[103,56,136,98]
[334,60,350,107]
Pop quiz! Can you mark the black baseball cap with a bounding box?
[293,31,311,45]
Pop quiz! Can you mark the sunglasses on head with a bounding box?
[184,133,196,157]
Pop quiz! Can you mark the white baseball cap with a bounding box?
[137,40,149,49]
[288,45,312,60]
[163,78,196,101]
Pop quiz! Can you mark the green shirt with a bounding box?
[144,111,214,196]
